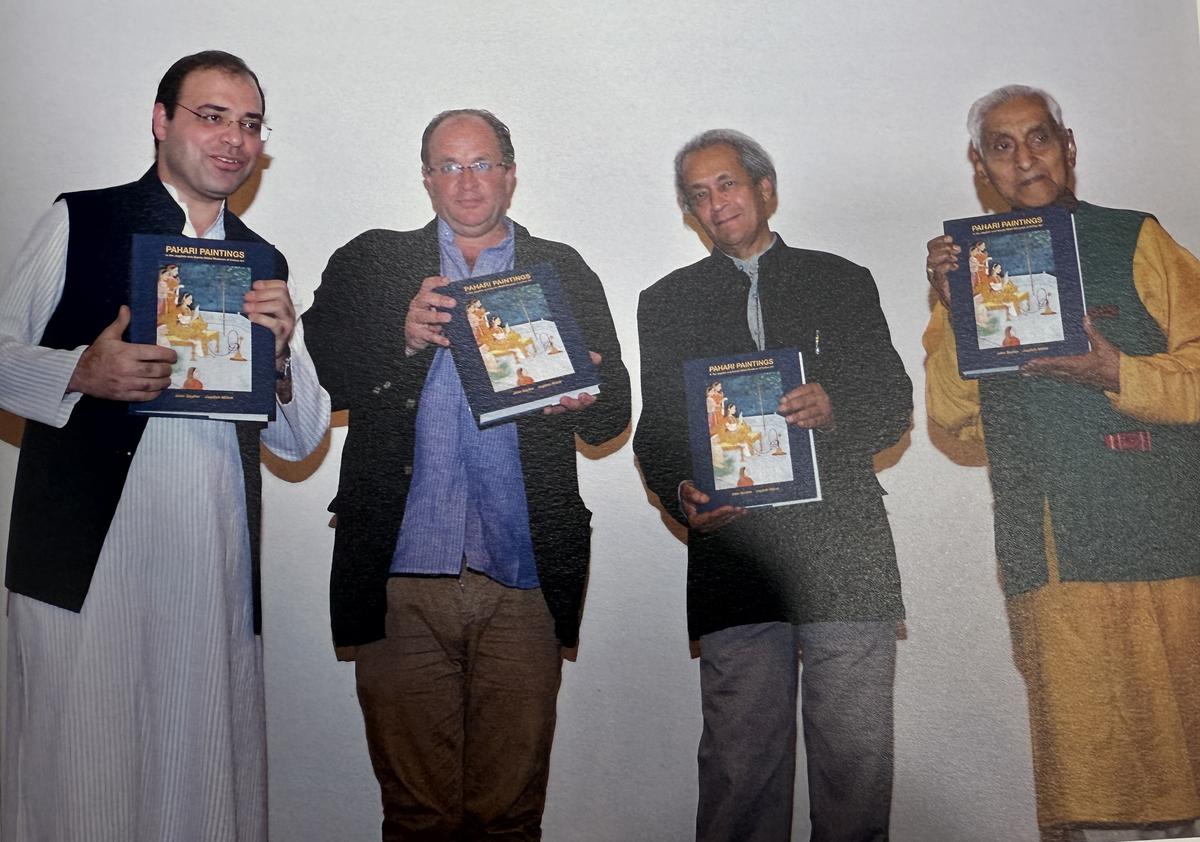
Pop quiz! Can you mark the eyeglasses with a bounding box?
[424,160,511,177]
[173,103,272,142]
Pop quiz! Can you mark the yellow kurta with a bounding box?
[924,217,1200,829]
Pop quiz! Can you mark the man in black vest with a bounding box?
[634,129,911,842]
[0,51,329,841]
[924,84,1200,842]
[304,110,629,840]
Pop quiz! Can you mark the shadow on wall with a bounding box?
[632,453,689,549]
[577,421,631,461]
[0,411,23,448]
[262,427,333,483]
[928,421,987,468]
[228,156,269,219]
[874,428,911,473]
[261,409,341,483]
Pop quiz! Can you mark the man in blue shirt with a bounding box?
[305,109,630,841]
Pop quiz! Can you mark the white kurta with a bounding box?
[1,197,330,841]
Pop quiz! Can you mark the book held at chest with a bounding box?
[129,233,276,421]
[684,348,821,511]
[439,263,599,426]
[942,205,1088,378]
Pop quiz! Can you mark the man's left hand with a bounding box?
[777,382,834,430]
[1020,317,1120,392]
[544,351,602,415]
[243,279,295,366]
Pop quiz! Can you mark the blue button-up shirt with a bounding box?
[389,218,540,588]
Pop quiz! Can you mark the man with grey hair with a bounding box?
[305,108,629,840]
[635,129,911,841]
[925,85,1200,842]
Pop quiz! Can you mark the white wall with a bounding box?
[3,2,1199,839]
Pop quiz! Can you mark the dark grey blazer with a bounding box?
[305,220,630,648]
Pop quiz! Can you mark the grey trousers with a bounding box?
[697,621,897,842]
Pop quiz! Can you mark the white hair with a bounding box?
[967,84,1065,153]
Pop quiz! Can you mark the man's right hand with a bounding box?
[67,305,176,401]
[925,234,959,308]
[680,480,746,533]
[404,275,457,355]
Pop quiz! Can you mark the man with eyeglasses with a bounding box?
[0,50,329,841]
[634,129,911,842]
[304,109,630,840]
[924,84,1200,842]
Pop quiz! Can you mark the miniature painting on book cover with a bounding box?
[684,348,821,510]
[704,370,794,492]
[130,233,276,420]
[465,281,576,393]
[964,228,1064,351]
[153,260,255,392]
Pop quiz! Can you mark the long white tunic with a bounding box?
[1,197,330,841]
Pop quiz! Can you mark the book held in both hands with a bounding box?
[684,348,821,511]
[129,233,276,421]
[439,263,600,426]
[942,205,1089,378]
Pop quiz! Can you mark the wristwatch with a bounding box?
[276,349,292,381]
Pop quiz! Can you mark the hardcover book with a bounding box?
[129,233,276,421]
[683,348,821,511]
[440,263,600,426]
[942,205,1088,378]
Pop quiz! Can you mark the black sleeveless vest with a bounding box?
[5,167,287,632]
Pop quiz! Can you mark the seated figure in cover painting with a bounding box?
[720,404,763,456]
[715,402,750,461]
[980,261,1029,319]
[486,315,534,360]
[168,290,219,359]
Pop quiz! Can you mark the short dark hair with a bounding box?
[420,109,515,167]
[155,50,265,121]
[674,129,777,212]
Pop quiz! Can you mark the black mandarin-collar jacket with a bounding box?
[633,237,911,638]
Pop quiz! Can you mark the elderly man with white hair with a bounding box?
[924,84,1200,842]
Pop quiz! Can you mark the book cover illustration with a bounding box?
[684,348,821,511]
[441,264,599,426]
[129,234,276,420]
[942,205,1088,378]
